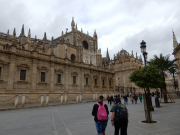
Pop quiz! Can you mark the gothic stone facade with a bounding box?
[0,18,114,94]
[112,49,144,93]
[172,31,180,91]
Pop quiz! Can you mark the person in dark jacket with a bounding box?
[92,95,109,135]
[134,94,138,104]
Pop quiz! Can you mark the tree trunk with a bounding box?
[162,88,168,103]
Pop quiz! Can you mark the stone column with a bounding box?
[99,73,102,91]
[81,68,84,92]
[21,94,25,107]
[7,54,16,91]
[50,62,54,92]
[46,94,49,105]
[107,76,109,92]
[31,59,38,90]
[64,65,69,91]
[60,94,64,104]
[41,94,44,106]
[76,93,79,103]
[90,72,94,93]
[64,93,67,104]
[79,93,82,102]
[14,95,18,108]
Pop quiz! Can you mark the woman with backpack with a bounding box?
[110,97,128,135]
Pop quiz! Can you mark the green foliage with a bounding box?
[148,53,179,79]
[129,65,166,89]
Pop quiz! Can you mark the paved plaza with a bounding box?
[0,98,180,135]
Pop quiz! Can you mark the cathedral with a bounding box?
[0,17,144,95]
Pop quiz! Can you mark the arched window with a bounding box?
[82,41,88,49]
[71,54,75,61]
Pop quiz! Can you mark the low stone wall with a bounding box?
[0,92,114,107]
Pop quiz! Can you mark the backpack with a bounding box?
[134,95,137,100]
[96,103,107,121]
[115,103,128,120]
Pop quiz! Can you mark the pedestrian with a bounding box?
[134,94,138,104]
[110,97,128,135]
[155,89,160,107]
[118,94,120,98]
[92,95,109,135]
[139,94,142,103]
[113,96,116,103]
[130,94,134,104]
[107,96,110,105]
[110,95,113,106]
[123,94,128,105]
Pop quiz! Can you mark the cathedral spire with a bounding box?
[76,23,77,30]
[94,29,97,36]
[136,52,137,59]
[81,28,83,33]
[106,48,110,62]
[71,17,75,30]
[173,30,178,48]
[20,24,25,36]
[13,28,16,38]
[7,29,9,35]
[43,32,47,40]
[28,28,31,43]
[62,31,63,36]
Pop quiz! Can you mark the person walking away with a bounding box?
[134,94,138,104]
[92,95,109,135]
[107,96,110,105]
[109,95,113,106]
[113,96,116,103]
[111,98,128,135]
[155,89,160,107]
[123,94,128,105]
[139,94,142,103]
[130,94,134,104]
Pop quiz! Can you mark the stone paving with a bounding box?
[0,98,180,135]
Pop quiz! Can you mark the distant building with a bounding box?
[0,17,144,94]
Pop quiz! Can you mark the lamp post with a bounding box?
[140,40,154,123]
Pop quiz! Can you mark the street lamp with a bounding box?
[140,40,154,123]
[140,40,148,65]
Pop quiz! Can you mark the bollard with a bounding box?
[104,93,107,100]
[64,94,67,104]
[15,95,19,108]
[93,94,95,101]
[46,94,49,106]
[76,94,79,103]
[79,93,82,102]
[41,94,44,106]
[60,94,64,104]
[21,94,25,108]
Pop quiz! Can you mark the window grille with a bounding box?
[73,76,76,84]
[86,78,88,85]
[41,72,45,82]
[20,70,26,80]
[57,74,61,83]
[95,79,97,85]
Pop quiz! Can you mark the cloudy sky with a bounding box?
[0,0,180,61]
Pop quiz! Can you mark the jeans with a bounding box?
[140,99,142,102]
[124,99,127,104]
[95,121,107,135]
